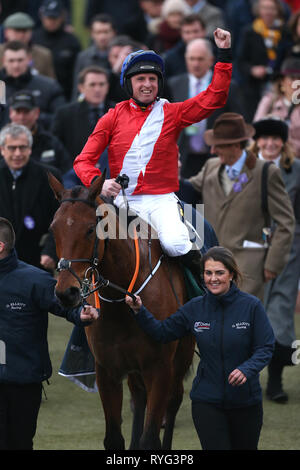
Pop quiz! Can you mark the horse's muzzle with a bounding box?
[55,286,81,308]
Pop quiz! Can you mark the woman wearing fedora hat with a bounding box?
[250,116,300,403]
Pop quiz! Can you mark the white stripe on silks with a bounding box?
[119,99,167,195]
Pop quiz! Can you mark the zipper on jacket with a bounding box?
[220,305,226,407]
[12,180,16,190]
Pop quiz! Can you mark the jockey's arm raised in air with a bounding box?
[73,28,232,194]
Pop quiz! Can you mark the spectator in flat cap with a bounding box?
[4,12,35,29]
[0,12,56,79]
[8,90,72,175]
[32,0,81,100]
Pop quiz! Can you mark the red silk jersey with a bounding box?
[74,62,232,195]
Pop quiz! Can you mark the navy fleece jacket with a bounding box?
[134,284,275,408]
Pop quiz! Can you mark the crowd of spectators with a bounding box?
[0,0,299,407]
[0,0,299,171]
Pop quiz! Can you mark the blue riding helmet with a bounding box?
[120,50,165,99]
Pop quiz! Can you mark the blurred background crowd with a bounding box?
[0,0,300,179]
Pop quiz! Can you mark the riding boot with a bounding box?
[178,248,203,289]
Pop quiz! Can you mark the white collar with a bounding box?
[258,151,281,167]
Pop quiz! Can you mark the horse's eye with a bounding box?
[86,226,95,237]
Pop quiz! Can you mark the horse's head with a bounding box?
[48,171,106,308]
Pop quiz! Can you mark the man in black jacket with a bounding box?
[52,65,115,187]
[168,38,245,178]
[33,0,81,100]
[163,14,208,79]
[0,217,98,450]
[0,123,59,270]
[0,40,65,129]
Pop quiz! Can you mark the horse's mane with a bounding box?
[70,185,84,199]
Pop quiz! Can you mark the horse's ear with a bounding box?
[48,171,65,201]
[88,169,107,201]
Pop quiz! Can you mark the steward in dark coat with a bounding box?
[0,232,98,450]
[0,249,90,384]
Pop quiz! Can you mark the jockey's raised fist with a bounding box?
[214,28,231,49]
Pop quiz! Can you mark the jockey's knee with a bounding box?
[159,233,192,257]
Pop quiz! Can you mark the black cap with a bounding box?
[9,90,37,110]
[253,117,289,142]
[40,0,64,17]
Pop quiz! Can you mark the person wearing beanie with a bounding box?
[148,0,192,54]
[249,116,300,403]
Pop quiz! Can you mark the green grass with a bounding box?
[34,311,300,450]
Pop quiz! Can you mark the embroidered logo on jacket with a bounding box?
[5,302,26,310]
[194,321,210,332]
[232,322,250,329]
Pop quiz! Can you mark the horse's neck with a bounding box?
[99,206,161,287]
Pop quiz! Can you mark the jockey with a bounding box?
[73,28,232,284]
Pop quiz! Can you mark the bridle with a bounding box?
[56,174,164,305]
[56,196,142,305]
[56,197,105,306]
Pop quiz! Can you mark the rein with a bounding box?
[56,195,159,305]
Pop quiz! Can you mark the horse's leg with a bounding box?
[139,362,173,450]
[161,382,183,450]
[162,335,195,450]
[127,373,147,450]
[95,362,125,450]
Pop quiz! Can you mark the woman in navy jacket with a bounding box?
[126,246,275,450]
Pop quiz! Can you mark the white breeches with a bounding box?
[114,192,192,257]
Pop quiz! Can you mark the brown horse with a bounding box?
[48,171,195,450]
